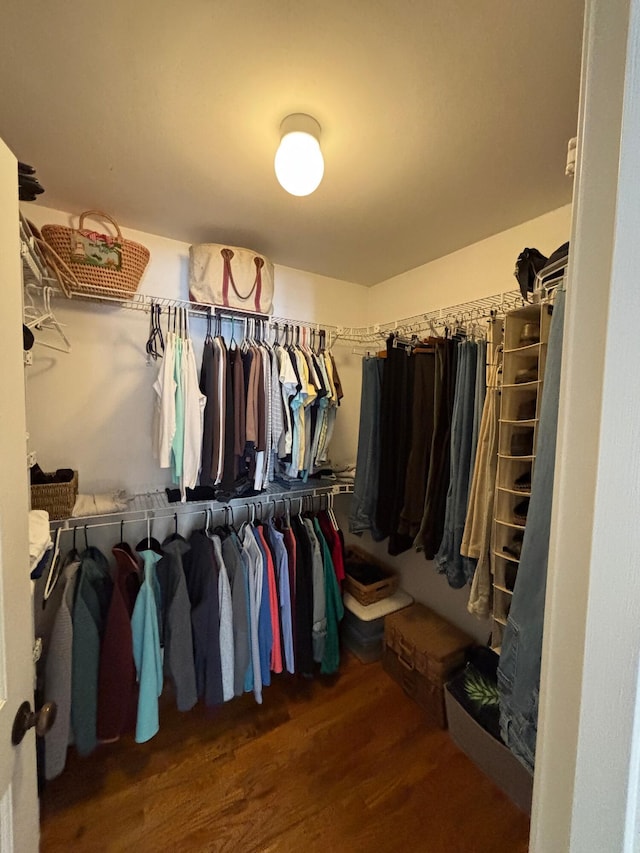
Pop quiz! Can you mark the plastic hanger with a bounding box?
[135,516,164,555]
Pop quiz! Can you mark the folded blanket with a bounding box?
[72,491,130,517]
[29,509,52,571]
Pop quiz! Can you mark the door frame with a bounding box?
[532,0,640,849]
[0,139,40,850]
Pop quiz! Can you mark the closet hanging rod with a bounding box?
[51,489,336,534]
[43,274,526,345]
[50,482,353,529]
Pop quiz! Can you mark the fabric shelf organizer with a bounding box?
[41,210,150,298]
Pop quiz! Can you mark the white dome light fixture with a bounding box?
[274,113,324,197]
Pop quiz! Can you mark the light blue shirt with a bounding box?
[131,549,163,743]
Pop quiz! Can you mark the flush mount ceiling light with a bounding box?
[274,113,324,197]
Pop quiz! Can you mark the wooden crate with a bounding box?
[344,545,399,606]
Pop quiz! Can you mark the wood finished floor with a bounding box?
[40,654,530,853]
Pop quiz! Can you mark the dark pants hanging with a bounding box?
[415,338,458,560]
[375,338,415,555]
[398,350,436,539]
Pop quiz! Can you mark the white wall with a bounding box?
[26,202,572,641]
[343,204,573,642]
[24,205,367,495]
[367,204,572,323]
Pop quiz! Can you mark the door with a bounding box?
[0,138,40,850]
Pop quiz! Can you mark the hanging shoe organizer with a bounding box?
[491,301,552,652]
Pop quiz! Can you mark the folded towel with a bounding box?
[29,509,52,571]
[72,490,130,517]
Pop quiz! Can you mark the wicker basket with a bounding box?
[344,545,399,606]
[31,471,78,521]
[41,210,150,298]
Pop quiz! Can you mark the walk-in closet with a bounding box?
[2,1,640,851]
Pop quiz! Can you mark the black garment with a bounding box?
[221,345,236,491]
[419,338,458,559]
[183,531,223,707]
[398,350,436,539]
[291,516,314,676]
[375,337,415,555]
[166,486,217,503]
[199,340,216,487]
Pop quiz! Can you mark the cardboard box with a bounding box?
[444,683,533,814]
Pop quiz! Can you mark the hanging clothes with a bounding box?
[434,339,482,588]
[349,356,385,538]
[153,329,176,469]
[181,335,206,495]
[376,336,416,555]
[157,536,198,712]
[97,542,140,741]
[291,515,315,677]
[264,519,295,675]
[313,517,344,675]
[71,546,113,756]
[303,516,327,663]
[183,531,224,707]
[36,551,80,781]
[464,354,502,617]
[131,548,163,744]
[241,523,264,703]
[415,337,458,559]
[398,347,437,539]
[468,339,488,484]
[221,532,251,697]
[211,534,235,702]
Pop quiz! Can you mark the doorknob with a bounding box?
[11,701,57,746]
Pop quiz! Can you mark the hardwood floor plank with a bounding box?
[40,654,530,852]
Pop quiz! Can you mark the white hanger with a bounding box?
[25,285,71,354]
[328,492,339,531]
[43,527,63,601]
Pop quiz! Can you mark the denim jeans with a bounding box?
[349,357,385,538]
[435,340,478,588]
[497,288,566,773]
[469,339,487,489]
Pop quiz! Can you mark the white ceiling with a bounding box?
[0,1,583,286]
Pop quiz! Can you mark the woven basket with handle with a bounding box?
[41,210,150,298]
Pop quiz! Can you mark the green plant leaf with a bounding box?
[464,671,500,708]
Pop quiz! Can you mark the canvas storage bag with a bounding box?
[189,243,274,314]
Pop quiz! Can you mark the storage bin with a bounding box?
[444,684,533,814]
[342,589,414,662]
[343,588,414,638]
[383,603,473,728]
[344,545,399,605]
[342,621,385,663]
